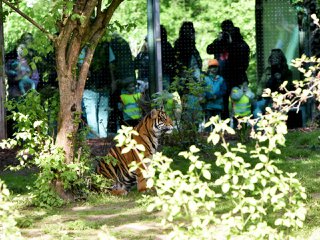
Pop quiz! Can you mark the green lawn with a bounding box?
[1,128,320,239]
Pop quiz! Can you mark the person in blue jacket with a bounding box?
[203,59,227,130]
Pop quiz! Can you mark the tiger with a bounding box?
[96,108,174,195]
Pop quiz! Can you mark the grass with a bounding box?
[1,128,320,239]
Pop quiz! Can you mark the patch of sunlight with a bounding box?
[114,222,162,231]
[43,214,63,221]
[72,206,94,211]
[84,207,147,222]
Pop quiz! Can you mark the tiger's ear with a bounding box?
[150,109,158,119]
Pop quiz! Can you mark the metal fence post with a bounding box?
[0,0,7,140]
[147,0,162,96]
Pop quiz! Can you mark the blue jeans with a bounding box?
[82,89,109,138]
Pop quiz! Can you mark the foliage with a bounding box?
[1,90,58,169]
[134,112,307,239]
[0,91,99,207]
[154,70,207,145]
[0,180,22,240]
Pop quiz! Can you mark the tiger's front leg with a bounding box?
[136,168,147,192]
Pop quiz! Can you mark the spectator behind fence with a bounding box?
[208,20,250,120]
[119,77,144,127]
[5,33,40,98]
[160,25,175,90]
[228,26,250,90]
[81,40,115,139]
[203,59,227,131]
[174,21,202,82]
[253,48,292,119]
[206,20,233,83]
[9,44,36,95]
[109,34,136,134]
[229,82,255,128]
[134,36,149,83]
[134,27,174,91]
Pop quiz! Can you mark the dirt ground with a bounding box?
[0,147,19,171]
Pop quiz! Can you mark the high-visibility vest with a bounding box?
[230,94,251,117]
[165,98,174,117]
[120,93,142,120]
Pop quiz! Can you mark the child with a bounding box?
[7,44,37,95]
[119,77,143,127]
[13,44,36,95]
[203,59,227,130]
[229,82,255,128]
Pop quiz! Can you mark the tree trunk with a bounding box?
[52,0,124,199]
[56,74,82,164]
[53,44,88,199]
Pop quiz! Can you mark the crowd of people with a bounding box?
[5,19,296,139]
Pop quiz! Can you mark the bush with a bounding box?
[0,90,102,207]
[0,180,22,239]
[136,114,307,239]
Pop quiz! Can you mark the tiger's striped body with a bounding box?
[96,109,173,195]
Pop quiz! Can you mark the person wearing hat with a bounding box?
[119,77,144,127]
[203,59,227,131]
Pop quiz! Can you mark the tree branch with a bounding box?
[66,0,97,68]
[2,0,55,41]
[83,0,124,44]
[97,0,102,15]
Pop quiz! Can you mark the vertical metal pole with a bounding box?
[0,0,7,140]
[255,0,264,83]
[147,0,162,96]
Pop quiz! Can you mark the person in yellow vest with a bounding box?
[229,82,254,128]
[119,77,143,127]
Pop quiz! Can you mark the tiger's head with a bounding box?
[149,108,174,134]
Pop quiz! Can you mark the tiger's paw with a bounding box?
[110,188,128,196]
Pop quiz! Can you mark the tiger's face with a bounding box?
[150,109,174,134]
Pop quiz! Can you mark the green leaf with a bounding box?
[232,175,239,185]
[222,183,230,193]
[195,161,202,169]
[146,178,154,188]
[259,154,268,163]
[208,133,220,145]
[190,145,200,153]
[202,170,211,180]
[121,146,131,154]
[224,162,232,173]
[136,144,145,152]
[33,120,43,128]
[296,208,306,221]
[275,218,282,226]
